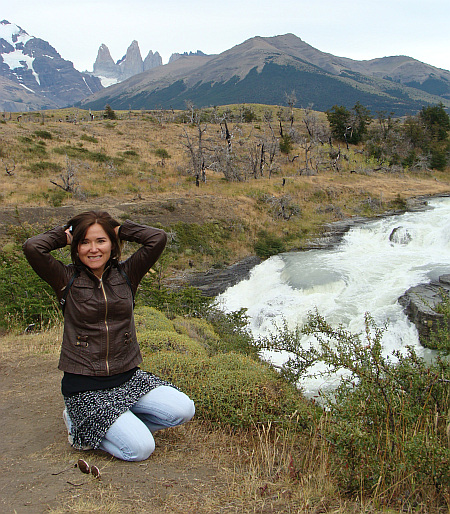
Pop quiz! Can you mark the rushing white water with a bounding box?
[217,196,450,396]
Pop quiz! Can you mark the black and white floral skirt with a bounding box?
[64,369,173,450]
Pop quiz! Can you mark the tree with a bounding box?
[326,103,372,147]
[103,104,117,120]
[419,103,450,170]
[419,102,450,142]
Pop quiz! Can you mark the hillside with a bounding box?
[1,104,450,276]
[79,34,450,115]
[1,105,450,512]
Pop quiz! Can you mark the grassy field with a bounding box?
[1,106,450,513]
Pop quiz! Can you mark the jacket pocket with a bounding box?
[70,278,94,302]
[109,275,132,299]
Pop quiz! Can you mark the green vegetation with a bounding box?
[104,104,117,120]
[258,311,450,503]
[1,101,450,510]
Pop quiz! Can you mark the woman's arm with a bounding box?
[23,226,71,295]
[117,220,167,289]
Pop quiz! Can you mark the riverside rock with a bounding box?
[398,274,450,348]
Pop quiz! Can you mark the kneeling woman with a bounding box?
[23,211,195,461]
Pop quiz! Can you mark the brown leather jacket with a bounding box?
[23,220,167,376]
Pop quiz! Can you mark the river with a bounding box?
[217,196,450,396]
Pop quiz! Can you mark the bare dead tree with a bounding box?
[3,159,15,176]
[50,157,80,193]
[220,119,233,152]
[181,123,208,184]
[285,91,297,129]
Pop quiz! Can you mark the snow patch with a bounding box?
[19,83,35,93]
[98,76,119,87]
[3,50,40,85]
[0,21,32,47]
[82,76,94,94]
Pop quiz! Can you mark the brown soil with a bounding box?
[0,344,231,513]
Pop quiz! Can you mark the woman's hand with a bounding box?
[65,228,73,245]
[114,225,120,238]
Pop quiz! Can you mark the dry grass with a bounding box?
[1,327,409,513]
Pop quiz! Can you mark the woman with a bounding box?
[23,210,195,461]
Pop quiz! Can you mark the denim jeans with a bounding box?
[67,386,195,461]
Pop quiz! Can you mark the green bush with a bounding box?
[139,329,208,357]
[258,311,450,498]
[143,351,311,429]
[33,130,53,140]
[134,305,176,332]
[254,230,286,258]
[172,316,220,352]
[80,134,98,143]
[53,145,112,163]
[0,245,61,329]
[137,281,212,318]
[29,161,63,175]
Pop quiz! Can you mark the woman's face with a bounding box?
[77,223,112,278]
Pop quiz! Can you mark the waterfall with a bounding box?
[217,197,450,396]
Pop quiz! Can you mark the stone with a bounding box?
[118,40,143,80]
[93,44,118,78]
[143,50,162,71]
[398,275,450,348]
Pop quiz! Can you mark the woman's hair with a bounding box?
[65,211,121,265]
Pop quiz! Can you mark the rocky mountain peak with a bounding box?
[143,50,162,71]
[0,19,102,111]
[93,43,117,78]
[169,50,206,63]
[118,40,143,79]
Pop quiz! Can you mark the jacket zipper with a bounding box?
[99,278,110,375]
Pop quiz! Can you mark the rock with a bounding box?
[118,40,144,80]
[398,274,450,348]
[144,50,162,71]
[93,44,118,78]
[389,226,412,245]
[0,20,103,109]
[185,256,262,297]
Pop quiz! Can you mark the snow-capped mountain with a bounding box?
[0,20,102,111]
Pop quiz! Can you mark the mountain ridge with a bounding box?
[1,21,449,114]
[0,20,103,111]
[80,33,450,115]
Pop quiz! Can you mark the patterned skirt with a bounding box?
[64,369,172,450]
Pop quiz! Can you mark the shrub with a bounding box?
[29,161,62,175]
[142,351,311,429]
[33,130,53,140]
[104,104,117,120]
[0,245,61,329]
[254,230,286,258]
[134,305,176,332]
[258,311,450,499]
[139,329,208,357]
[172,316,220,352]
[137,281,212,319]
[80,134,98,143]
[154,148,171,160]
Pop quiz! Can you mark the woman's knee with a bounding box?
[101,410,156,461]
[125,435,155,461]
[135,386,195,426]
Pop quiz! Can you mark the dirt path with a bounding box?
[0,342,228,513]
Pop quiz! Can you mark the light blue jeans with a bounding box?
[75,386,195,461]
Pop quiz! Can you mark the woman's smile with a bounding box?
[78,223,112,277]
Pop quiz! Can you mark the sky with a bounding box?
[3,0,450,73]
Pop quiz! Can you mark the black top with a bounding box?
[61,368,138,397]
